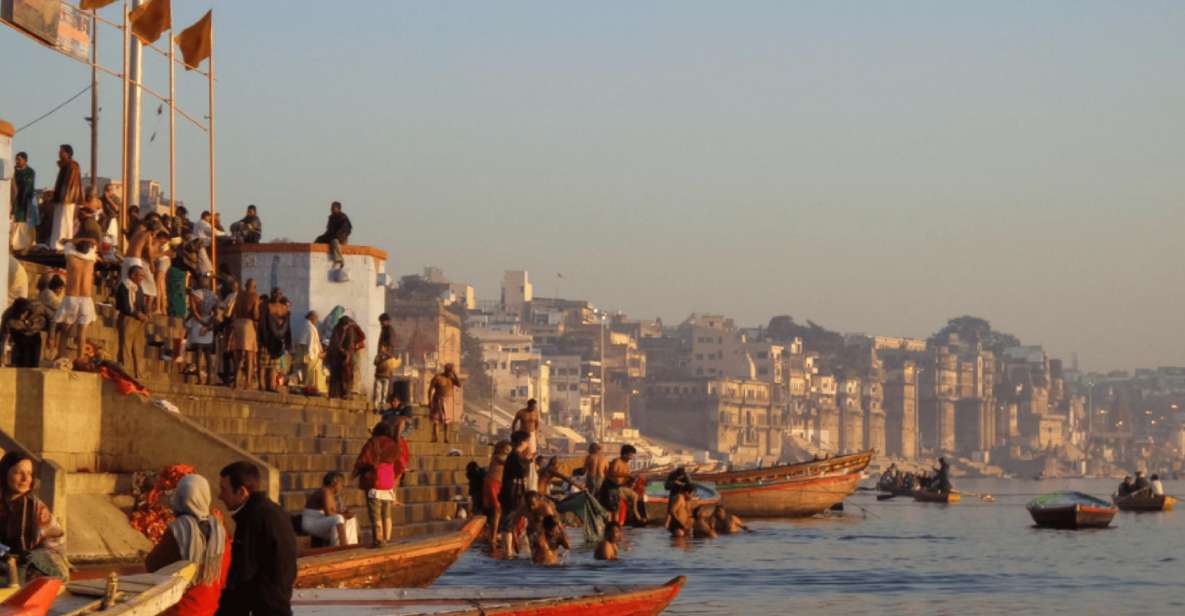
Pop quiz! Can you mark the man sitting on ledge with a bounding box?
[313,201,352,270]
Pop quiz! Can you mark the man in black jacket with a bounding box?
[313,201,351,269]
[217,461,297,616]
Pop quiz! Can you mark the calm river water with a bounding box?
[434,478,1184,615]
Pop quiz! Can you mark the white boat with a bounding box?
[50,562,195,616]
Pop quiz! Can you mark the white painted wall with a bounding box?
[238,248,388,390]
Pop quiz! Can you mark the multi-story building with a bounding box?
[637,378,780,465]
[883,359,919,459]
[501,270,533,317]
[470,328,549,415]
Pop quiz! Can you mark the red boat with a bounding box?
[691,451,873,517]
[291,575,686,616]
[0,578,61,616]
[296,517,485,589]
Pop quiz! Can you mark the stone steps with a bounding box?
[281,494,463,523]
[280,469,468,491]
[282,484,466,509]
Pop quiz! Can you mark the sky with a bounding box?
[3,1,1183,372]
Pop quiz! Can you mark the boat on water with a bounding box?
[691,451,873,517]
[0,577,62,616]
[49,561,195,616]
[291,575,686,616]
[642,481,720,524]
[296,517,485,589]
[913,489,960,504]
[1113,492,1177,512]
[1027,491,1117,529]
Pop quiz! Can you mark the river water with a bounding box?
[434,478,1184,615]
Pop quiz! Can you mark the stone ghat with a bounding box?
[149,381,490,541]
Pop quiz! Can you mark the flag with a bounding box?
[175,10,211,70]
[129,0,171,44]
[79,0,119,9]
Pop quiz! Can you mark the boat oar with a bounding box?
[876,493,897,501]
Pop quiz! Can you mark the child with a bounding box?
[531,515,565,566]
[595,521,622,561]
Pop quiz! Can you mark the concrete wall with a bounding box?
[1,118,11,303]
[0,368,279,500]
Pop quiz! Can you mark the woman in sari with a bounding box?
[299,311,327,395]
[0,453,67,585]
[145,474,231,616]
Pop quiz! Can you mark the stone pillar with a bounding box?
[1,118,12,304]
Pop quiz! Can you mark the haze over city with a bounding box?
[4,1,1182,370]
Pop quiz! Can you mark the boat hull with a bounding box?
[913,490,960,504]
[292,575,686,616]
[695,451,872,517]
[1028,505,1116,529]
[296,517,485,589]
[1114,494,1176,512]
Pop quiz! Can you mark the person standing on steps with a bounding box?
[427,363,462,443]
[353,422,403,547]
[216,461,296,616]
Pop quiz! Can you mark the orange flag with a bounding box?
[130,0,171,44]
[175,10,212,70]
[79,0,119,9]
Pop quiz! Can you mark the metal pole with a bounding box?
[168,30,175,217]
[489,382,495,440]
[126,0,143,214]
[120,1,128,240]
[600,315,606,441]
[207,19,217,290]
[89,9,98,193]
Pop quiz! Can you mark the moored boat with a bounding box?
[1113,493,1177,512]
[642,481,720,525]
[296,516,485,589]
[291,575,686,616]
[913,489,960,504]
[49,561,195,615]
[1027,491,1117,529]
[692,451,873,517]
[0,577,62,616]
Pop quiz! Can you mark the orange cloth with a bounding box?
[176,11,212,70]
[130,0,171,44]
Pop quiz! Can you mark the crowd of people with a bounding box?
[877,458,953,495]
[1116,470,1166,499]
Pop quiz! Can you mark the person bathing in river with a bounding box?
[595,521,622,561]
[598,444,642,524]
[582,442,607,496]
[692,505,717,539]
[712,505,749,534]
[665,483,694,537]
[530,516,567,566]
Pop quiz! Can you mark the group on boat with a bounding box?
[877,458,956,501]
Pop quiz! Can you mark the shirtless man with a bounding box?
[582,442,608,496]
[121,217,157,296]
[665,483,694,537]
[530,516,564,566]
[427,363,462,443]
[595,521,622,561]
[691,505,718,539]
[600,444,642,524]
[711,505,749,534]
[53,238,98,359]
[512,399,542,488]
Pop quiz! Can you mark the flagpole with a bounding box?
[89,9,99,194]
[207,16,216,290]
[168,27,176,217]
[120,1,129,242]
[126,0,143,213]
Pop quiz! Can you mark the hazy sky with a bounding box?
[4,2,1183,371]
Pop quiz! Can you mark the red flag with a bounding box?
[175,10,212,70]
[79,0,119,8]
[130,0,171,44]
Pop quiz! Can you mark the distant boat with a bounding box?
[642,480,721,524]
[296,517,485,589]
[1113,492,1177,512]
[913,489,961,504]
[1027,491,1117,529]
[291,575,686,616]
[691,450,873,517]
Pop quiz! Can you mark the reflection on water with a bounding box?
[434,479,1185,614]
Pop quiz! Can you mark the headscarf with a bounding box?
[168,475,227,586]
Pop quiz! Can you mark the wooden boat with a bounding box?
[913,489,960,504]
[291,575,686,615]
[642,481,720,525]
[296,517,485,589]
[1113,493,1177,512]
[1027,491,1117,529]
[0,578,62,616]
[49,561,195,615]
[691,450,873,517]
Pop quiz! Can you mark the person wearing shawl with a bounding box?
[258,289,292,393]
[145,474,231,616]
[48,145,83,250]
[326,316,365,400]
[10,152,38,252]
[299,311,327,395]
[0,452,67,585]
[352,422,403,547]
[300,472,357,547]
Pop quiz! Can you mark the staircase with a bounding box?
[176,397,489,541]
